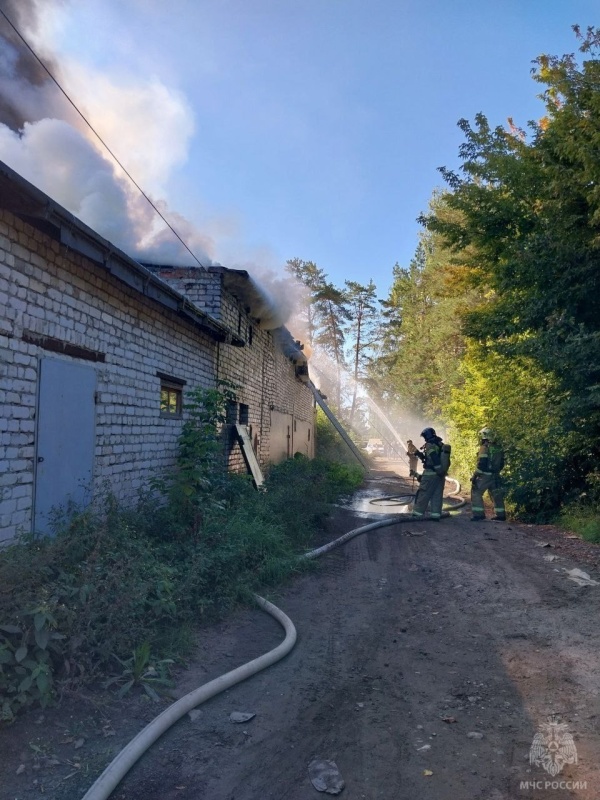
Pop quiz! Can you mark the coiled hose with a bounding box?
[81,478,465,800]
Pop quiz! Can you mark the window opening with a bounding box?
[159,379,183,417]
[226,400,239,424]
[239,403,249,425]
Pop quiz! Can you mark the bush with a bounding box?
[315,408,366,468]
[0,387,363,721]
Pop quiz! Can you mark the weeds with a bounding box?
[0,384,364,721]
[558,471,600,543]
[104,642,174,701]
[559,504,600,543]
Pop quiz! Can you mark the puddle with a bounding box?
[338,487,412,516]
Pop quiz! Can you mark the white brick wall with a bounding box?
[0,209,314,542]
[0,213,220,541]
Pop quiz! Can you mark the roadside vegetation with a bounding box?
[0,386,363,723]
[288,26,600,534]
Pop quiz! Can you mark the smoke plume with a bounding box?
[0,0,304,324]
[0,0,73,131]
[0,0,216,266]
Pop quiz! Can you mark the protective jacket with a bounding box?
[412,437,451,520]
[421,437,451,476]
[471,441,506,520]
[475,443,504,475]
[406,441,419,474]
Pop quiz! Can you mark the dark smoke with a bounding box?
[0,0,295,322]
[0,0,73,130]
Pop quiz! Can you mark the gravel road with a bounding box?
[3,464,600,800]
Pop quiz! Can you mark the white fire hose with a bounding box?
[81,484,465,800]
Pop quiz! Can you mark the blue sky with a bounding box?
[2,0,599,299]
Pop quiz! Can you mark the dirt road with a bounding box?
[3,464,600,800]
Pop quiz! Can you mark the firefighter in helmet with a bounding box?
[470,427,506,521]
[411,427,451,521]
[406,439,419,474]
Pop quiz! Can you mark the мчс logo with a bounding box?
[529,716,578,777]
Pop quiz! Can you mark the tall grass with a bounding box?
[0,453,363,721]
[559,504,600,543]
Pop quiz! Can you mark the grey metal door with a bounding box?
[34,358,96,534]
[270,410,293,464]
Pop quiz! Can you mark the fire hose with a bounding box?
[81,481,466,800]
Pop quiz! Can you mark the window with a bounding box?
[157,372,185,418]
[160,383,182,417]
[239,403,249,425]
[226,400,239,424]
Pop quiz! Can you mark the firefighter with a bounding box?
[470,427,506,521]
[406,439,419,474]
[411,427,451,521]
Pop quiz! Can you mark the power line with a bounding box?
[0,7,206,270]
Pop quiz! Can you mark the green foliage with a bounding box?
[417,30,600,515]
[286,258,350,410]
[559,505,600,544]
[368,212,475,419]
[559,468,600,542]
[315,407,367,473]
[286,259,384,427]
[442,346,572,519]
[344,279,381,424]
[265,452,363,521]
[367,28,600,521]
[104,642,174,701]
[0,613,61,722]
[152,380,238,536]
[0,384,362,721]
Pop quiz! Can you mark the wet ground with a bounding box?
[337,468,416,516]
[2,462,600,800]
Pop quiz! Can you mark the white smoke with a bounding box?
[227,258,301,329]
[57,63,195,195]
[0,0,215,265]
[0,0,298,317]
[0,118,217,265]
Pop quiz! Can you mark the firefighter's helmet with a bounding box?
[479,427,494,442]
[420,427,436,441]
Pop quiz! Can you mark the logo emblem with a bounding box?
[530,716,578,777]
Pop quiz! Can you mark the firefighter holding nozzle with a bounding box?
[470,427,506,521]
[406,439,420,474]
[411,427,451,521]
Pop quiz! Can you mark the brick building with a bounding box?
[0,160,314,543]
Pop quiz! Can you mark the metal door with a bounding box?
[34,358,96,534]
[293,418,314,458]
[269,410,293,464]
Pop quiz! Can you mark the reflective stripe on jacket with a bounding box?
[422,440,448,476]
[476,443,504,475]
